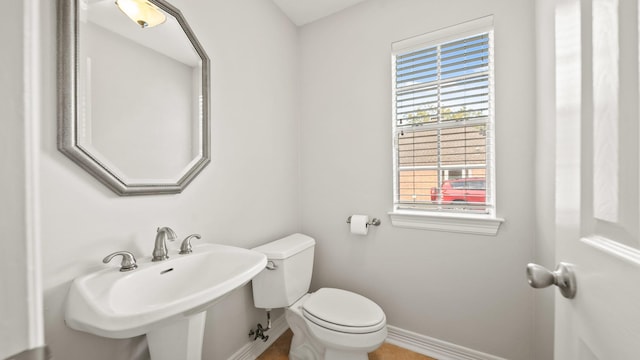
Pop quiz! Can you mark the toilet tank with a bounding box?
[251,233,315,309]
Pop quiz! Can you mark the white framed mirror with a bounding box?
[57,0,210,195]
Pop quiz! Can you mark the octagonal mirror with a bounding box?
[58,0,210,195]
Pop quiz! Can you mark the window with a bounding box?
[390,17,501,233]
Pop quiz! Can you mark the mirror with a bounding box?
[58,0,210,195]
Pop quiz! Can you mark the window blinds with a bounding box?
[393,31,494,214]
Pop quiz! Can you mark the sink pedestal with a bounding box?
[146,312,206,360]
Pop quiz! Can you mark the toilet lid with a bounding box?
[302,288,386,334]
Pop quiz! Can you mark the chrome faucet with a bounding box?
[152,227,177,261]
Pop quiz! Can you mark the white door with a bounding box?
[543,0,640,358]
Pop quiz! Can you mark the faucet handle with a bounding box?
[103,251,138,272]
[179,234,202,254]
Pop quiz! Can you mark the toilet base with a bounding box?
[286,296,324,360]
[285,293,386,360]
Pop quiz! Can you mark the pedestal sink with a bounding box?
[65,243,267,360]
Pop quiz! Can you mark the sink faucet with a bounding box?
[152,227,177,262]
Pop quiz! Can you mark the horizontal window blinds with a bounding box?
[393,31,494,215]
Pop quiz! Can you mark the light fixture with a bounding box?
[115,0,166,29]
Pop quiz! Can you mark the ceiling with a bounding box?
[271,0,368,26]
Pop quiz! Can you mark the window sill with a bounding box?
[388,211,504,236]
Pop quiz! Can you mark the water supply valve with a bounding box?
[248,323,269,342]
[248,310,272,342]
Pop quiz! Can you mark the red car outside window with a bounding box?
[431,178,486,204]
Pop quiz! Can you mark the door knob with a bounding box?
[526,262,577,299]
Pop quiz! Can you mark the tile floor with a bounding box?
[257,329,436,360]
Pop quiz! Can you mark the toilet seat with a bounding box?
[302,288,386,334]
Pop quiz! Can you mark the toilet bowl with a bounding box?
[251,234,387,360]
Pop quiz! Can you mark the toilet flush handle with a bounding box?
[265,261,277,270]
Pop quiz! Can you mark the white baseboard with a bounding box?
[227,317,506,360]
[386,325,507,360]
[227,315,289,360]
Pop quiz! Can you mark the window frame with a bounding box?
[389,16,504,235]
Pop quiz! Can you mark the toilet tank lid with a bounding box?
[252,233,315,260]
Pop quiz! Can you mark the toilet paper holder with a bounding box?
[346,216,381,227]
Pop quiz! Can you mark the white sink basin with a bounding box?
[65,243,267,340]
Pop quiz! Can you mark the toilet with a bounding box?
[251,233,387,360]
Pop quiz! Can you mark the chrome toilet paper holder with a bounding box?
[346,216,381,227]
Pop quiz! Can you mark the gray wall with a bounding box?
[38,0,299,359]
[298,0,537,359]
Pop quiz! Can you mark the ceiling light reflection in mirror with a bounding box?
[115,0,166,28]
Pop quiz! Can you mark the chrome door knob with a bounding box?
[526,262,577,299]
